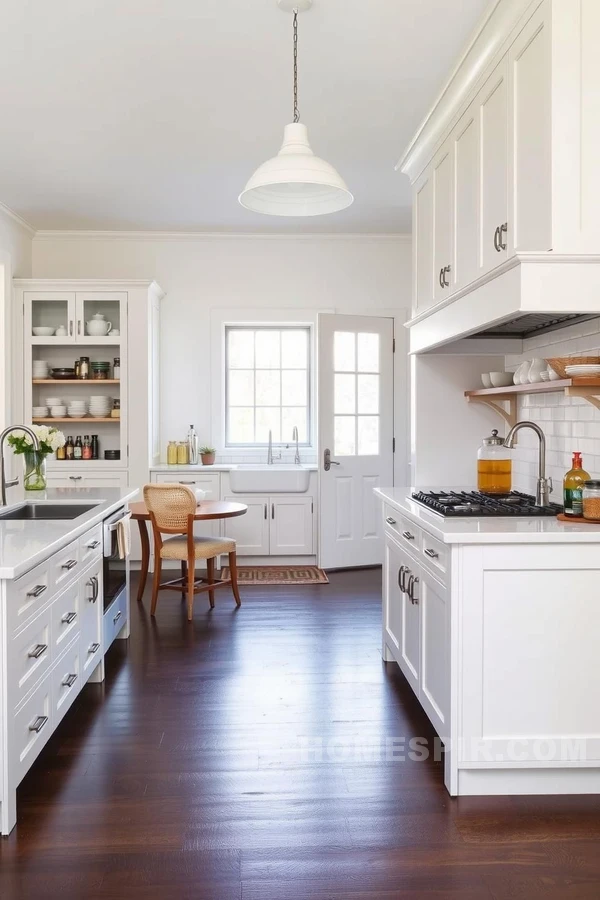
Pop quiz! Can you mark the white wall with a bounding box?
[0,206,33,428]
[32,233,411,480]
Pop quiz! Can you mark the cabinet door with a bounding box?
[75,292,126,344]
[269,497,313,556]
[400,565,421,697]
[453,102,480,292]
[80,558,103,679]
[418,568,449,737]
[223,495,269,555]
[25,292,77,343]
[433,146,454,302]
[413,168,434,314]
[383,534,404,661]
[479,56,509,273]
[508,4,551,254]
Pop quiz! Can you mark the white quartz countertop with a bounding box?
[150,463,318,472]
[375,487,600,544]
[0,486,138,579]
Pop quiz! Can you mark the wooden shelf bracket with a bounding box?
[466,394,517,428]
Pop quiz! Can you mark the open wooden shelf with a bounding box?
[32,417,117,423]
[465,378,600,426]
[32,379,120,384]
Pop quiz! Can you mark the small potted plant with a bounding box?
[199,446,216,466]
[7,425,66,491]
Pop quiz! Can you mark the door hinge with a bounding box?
[392,437,396,453]
[392,338,396,353]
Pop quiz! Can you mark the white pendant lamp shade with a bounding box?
[239,123,353,217]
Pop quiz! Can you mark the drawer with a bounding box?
[51,539,80,592]
[9,607,52,709]
[46,472,128,489]
[52,639,82,726]
[79,524,103,568]
[156,472,220,499]
[7,557,53,636]
[420,531,449,578]
[103,589,127,652]
[12,679,53,785]
[51,581,81,655]
[383,505,422,551]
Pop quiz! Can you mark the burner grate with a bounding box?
[411,490,562,518]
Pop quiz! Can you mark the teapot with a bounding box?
[86,313,112,336]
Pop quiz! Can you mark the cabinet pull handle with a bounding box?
[28,643,48,659]
[87,575,98,603]
[113,609,122,625]
[398,565,408,592]
[406,574,414,603]
[26,584,47,598]
[61,611,77,625]
[178,480,195,485]
[385,516,397,526]
[264,503,267,520]
[61,559,77,570]
[69,476,82,482]
[89,642,101,654]
[69,320,73,337]
[424,548,439,559]
[442,265,451,287]
[439,268,443,288]
[29,715,48,734]
[499,222,508,251]
[271,503,275,519]
[410,575,420,605]
[493,226,501,252]
[402,530,415,541]
[62,673,77,688]
[77,320,82,335]
[86,540,101,549]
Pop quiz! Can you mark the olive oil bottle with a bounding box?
[563,452,590,517]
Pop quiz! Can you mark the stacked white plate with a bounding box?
[565,364,600,377]
[33,406,48,418]
[33,360,49,378]
[67,400,88,418]
[89,396,111,418]
[45,396,62,407]
[50,405,67,417]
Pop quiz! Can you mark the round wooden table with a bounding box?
[130,500,248,603]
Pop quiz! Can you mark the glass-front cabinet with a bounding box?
[26,291,125,345]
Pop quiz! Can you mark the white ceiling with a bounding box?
[1,0,489,233]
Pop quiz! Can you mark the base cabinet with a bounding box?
[223,495,270,555]
[224,494,314,557]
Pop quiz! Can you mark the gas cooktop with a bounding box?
[411,490,562,518]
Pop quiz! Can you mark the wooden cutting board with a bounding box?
[557,512,600,524]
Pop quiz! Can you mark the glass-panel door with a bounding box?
[26,292,77,343]
[76,292,126,344]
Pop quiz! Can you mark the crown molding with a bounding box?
[33,229,411,244]
[0,201,36,236]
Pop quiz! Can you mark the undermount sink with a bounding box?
[0,503,100,521]
[229,465,310,494]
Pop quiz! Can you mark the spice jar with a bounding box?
[477,429,511,494]
[177,441,189,465]
[113,357,120,379]
[111,399,120,419]
[582,481,600,520]
[167,441,178,465]
[79,356,90,379]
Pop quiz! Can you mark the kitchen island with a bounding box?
[375,487,600,797]
[0,486,137,833]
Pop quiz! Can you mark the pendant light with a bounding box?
[239,0,353,217]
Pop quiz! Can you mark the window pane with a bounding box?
[282,407,307,443]
[335,416,356,456]
[358,333,379,373]
[282,330,308,369]
[358,416,379,455]
[228,330,254,369]
[334,373,355,414]
[256,370,280,406]
[228,370,254,406]
[282,370,307,405]
[357,374,379,414]
[229,407,254,443]
[334,332,355,372]
[256,407,281,442]
[255,331,280,368]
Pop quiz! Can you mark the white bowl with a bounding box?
[481,374,492,388]
[45,398,62,406]
[489,372,514,388]
[548,367,562,381]
[32,326,56,336]
[50,406,67,416]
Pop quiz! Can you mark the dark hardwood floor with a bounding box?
[2,568,600,899]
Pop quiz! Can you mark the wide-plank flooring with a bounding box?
[1,568,600,898]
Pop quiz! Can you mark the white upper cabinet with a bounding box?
[413,168,434,314]
[432,146,454,302]
[453,101,480,293]
[478,56,509,274]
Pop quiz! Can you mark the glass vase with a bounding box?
[23,450,47,491]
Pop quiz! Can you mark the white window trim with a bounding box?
[210,307,324,458]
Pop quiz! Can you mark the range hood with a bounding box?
[469,312,599,340]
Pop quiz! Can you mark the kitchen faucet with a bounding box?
[267,429,281,465]
[504,421,552,507]
[292,426,300,465]
[0,425,40,505]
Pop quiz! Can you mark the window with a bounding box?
[333,331,380,456]
[226,326,311,446]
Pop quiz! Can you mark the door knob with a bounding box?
[323,448,340,471]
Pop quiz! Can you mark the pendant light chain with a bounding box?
[293,8,300,123]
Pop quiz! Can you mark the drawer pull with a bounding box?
[62,673,78,688]
[29,715,48,734]
[26,584,47,598]
[86,540,101,550]
[61,559,78,571]
[424,548,439,559]
[61,611,77,625]
[69,476,82,482]
[402,530,415,541]
[178,480,196,485]
[113,609,122,625]
[89,642,101,654]
[409,575,420,605]
[87,575,99,603]
[385,516,397,525]
[28,643,48,659]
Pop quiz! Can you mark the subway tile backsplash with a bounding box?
[505,317,600,500]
